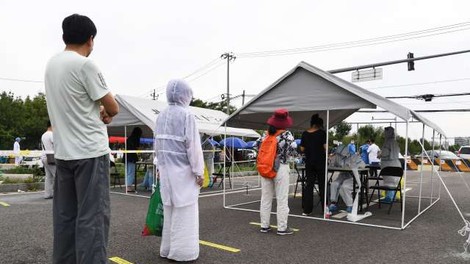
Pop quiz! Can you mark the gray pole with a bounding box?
[328,49,470,74]
[220,52,236,115]
[226,55,230,115]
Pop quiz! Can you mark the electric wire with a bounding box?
[237,22,470,58]
[0,77,43,83]
[369,77,470,90]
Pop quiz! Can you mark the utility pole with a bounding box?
[150,89,157,100]
[220,52,236,115]
[242,90,246,106]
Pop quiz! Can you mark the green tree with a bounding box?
[190,98,237,114]
[332,121,351,141]
[0,92,49,150]
[357,125,384,146]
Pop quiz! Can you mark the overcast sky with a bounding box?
[1,0,469,142]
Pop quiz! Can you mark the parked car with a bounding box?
[458,146,470,159]
[420,150,461,160]
[20,156,44,169]
[237,149,257,160]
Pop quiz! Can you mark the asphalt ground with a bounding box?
[1,171,470,264]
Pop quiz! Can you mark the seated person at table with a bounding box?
[328,146,366,213]
[329,172,354,213]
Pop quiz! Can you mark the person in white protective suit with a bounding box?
[154,79,204,262]
[328,144,365,213]
[380,126,402,203]
[13,137,22,165]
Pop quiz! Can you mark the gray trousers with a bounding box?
[53,154,110,264]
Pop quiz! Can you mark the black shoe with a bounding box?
[44,196,53,199]
[277,227,294,236]
[260,227,271,233]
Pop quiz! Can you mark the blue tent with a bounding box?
[219,137,247,149]
[140,138,154,144]
[246,141,257,149]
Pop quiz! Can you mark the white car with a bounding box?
[458,146,470,160]
[20,156,44,169]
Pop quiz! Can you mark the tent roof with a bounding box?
[224,61,446,136]
[108,94,260,138]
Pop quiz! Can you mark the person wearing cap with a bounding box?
[259,108,297,235]
[13,137,22,165]
[154,79,204,261]
[299,113,327,216]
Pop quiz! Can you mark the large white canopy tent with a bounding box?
[222,61,458,230]
[106,94,260,194]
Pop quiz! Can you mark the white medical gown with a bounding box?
[154,80,204,207]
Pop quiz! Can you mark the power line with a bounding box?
[386,92,470,101]
[237,21,470,58]
[369,77,470,90]
[0,77,43,83]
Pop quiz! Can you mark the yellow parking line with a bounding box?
[199,240,240,253]
[249,222,299,232]
[0,202,10,207]
[109,257,133,264]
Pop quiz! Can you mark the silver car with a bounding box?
[458,146,470,160]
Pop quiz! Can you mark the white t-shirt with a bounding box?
[41,130,54,158]
[367,143,381,163]
[45,51,110,160]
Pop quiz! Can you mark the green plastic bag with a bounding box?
[142,181,164,237]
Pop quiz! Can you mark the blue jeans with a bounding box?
[126,162,136,187]
[141,167,154,188]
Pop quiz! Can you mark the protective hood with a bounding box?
[166,79,193,107]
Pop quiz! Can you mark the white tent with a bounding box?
[223,61,449,230]
[107,94,260,138]
[224,61,445,136]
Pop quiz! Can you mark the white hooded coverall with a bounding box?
[154,79,204,262]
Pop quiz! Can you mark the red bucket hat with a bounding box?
[267,108,293,129]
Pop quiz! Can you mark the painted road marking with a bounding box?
[199,240,240,253]
[109,257,133,264]
[249,222,299,232]
[0,202,10,207]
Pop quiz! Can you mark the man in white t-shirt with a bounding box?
[45,14,119,264]
[367,139,381,177]
[41,121,55,199]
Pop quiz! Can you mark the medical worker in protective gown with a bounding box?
[154,79,204,262]
[380,126,402,203]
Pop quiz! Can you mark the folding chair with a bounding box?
[110,161,122,189]
[368,166,404,214]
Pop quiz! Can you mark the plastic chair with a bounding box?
[368,166,404,214]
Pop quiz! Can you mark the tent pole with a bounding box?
[124,126,128,193]
[401,120,409,229]
[430,130,436,205]
[418,124,425,213]
[438,134,442,200]
[324,110,330,219]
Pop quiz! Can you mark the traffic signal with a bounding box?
[407,52,415,71]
